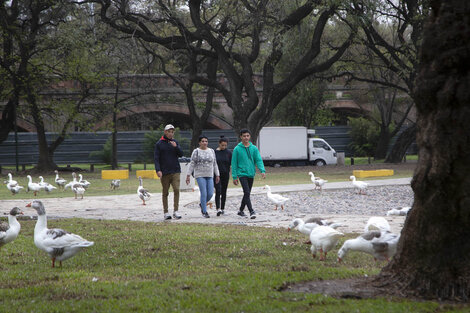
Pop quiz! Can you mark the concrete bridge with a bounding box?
[1,74,366,132]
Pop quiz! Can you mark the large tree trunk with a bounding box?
[374,127,390,160]
[375,0,470,301]
[385,124,417,163]
[29,99,57,171]
[0,98,17,143]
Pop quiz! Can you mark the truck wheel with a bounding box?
[314,159,326,166]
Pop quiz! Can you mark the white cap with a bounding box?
[164,124,175,131]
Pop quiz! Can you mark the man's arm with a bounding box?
[154,142,162,177]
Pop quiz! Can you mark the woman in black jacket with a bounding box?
[214,136,232,216]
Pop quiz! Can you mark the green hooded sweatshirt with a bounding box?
[231,141,266,179]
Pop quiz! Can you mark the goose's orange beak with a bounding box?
[25,203,31,207]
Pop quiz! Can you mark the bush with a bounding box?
[348,117,380,157]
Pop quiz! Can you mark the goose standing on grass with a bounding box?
[38,176,57,193]
[287,218,319,244]
[264,185,289,210]
[337,230,400,262]
[364,216,391,233]
[5,173,18,188]
[78,174,91,189]
[308,172,328,191]
[349,175,369,195]
[110,179,121,190]
[54,170,67,189]
[26,200,94,268]
[137,176,151,205]
[0,207,24,251]
[309,225,344,261]
[6,183,24,195]
[72,181,85,199]
[288,218,344,244]
[64,172,77,190]
[27,175,43,196]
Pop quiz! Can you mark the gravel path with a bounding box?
[185,185,414,233]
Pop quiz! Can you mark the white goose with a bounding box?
[386,206,411,216]
[110,179,121,190]
[39,176,57,193]
[5,173,18,187]
[137,176,151,205]
[27,200,94,268]
[78,174,91,189]
[349,175,369,195]
[264,185,289,210]
[0,207,24,251]
[309,225,344,261]
[64,172,77,190]
[337,230,400,262]
[364,216,391,233]
[288,218,344,241]
[308,172,328,191]
[7,183,24,195]
[72,181,85,199]
[27,175,43,196]
[54,170,67,189]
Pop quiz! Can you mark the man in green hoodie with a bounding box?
[231,129,266,219]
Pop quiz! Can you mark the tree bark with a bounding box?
[0,98,17,143]
[375,0,470,301]
[374,126,390,160]
[385,124,417,163]
[29,99,57,171]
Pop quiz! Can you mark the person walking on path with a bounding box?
[154,124,183,220]
[186,136,220,218]
[214,136,232,216]
[231,129,266,219]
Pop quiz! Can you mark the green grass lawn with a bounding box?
[0,220,465,312]
[1,162,416,200]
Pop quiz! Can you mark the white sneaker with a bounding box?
[173,212,182,219]
[164,213,172,220]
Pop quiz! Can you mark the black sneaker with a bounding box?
[250,211,256,219]
[221,210,225,215]
[164,213,172,220]
[203,212,210,218]
[216,209,222,216]
[237,210,247,217]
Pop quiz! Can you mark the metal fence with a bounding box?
[0,127,416,167]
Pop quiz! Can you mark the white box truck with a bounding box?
[257,126,337,166]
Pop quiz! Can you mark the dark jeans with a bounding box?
[214,173,230,210]
[239,176,254,213]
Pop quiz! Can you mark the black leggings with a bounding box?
[214,173,230,210]
[239,177,254,213]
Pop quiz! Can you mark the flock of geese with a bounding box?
[263,172,408,262]
[4,171,92,199]
[4,172,150,206]
[264,172,370,210]
[2,170,409,267]
[288,215,403,262]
